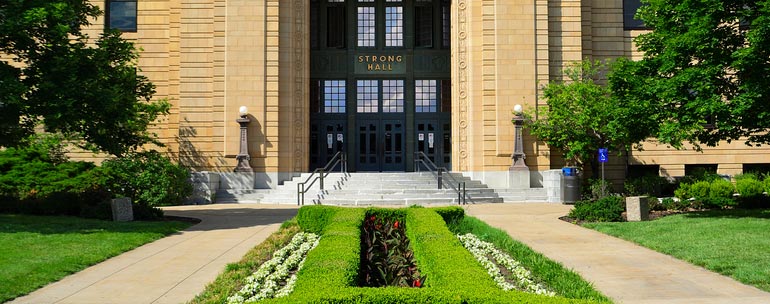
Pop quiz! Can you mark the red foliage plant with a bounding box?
[359,212,425,288]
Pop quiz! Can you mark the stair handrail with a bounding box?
[413,152,470,205]
[297,151,347,206]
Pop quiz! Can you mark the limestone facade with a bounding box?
[72,0,770,188]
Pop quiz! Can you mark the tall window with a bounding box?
[385,5,404,47]
[442,0,450,48]
[357,6,376,47]
[415,4,433,47]
[328,1,346,48]
[357,80,379,112]
[623,0,646,29]
[324,80,347,113]
[106,0,137,32]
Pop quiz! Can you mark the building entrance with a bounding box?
[309,0,451,172]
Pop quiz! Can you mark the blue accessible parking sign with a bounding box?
[598,148,608,163]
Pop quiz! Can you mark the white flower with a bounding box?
[457,233,555,297]
[227,232,320,304]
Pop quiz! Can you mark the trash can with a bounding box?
[561,167,581,204]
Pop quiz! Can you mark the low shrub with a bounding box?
[706,179,736,209]
[100,151,192,207]
[432,206,465,225]
[680,167,722,184]
[296,205,340,234]
[568,196,625,222]
[661,197,690,211]
[582,178,614,201]
[674,183,691,204]
[688,181,712,206]
[736,177,768,209]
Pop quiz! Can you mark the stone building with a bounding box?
[88,0,770,189]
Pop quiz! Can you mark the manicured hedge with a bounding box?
[264,206,594,303]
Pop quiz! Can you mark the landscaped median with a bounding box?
[193,206,610,303]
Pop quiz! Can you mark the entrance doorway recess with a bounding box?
[309,0,451,172]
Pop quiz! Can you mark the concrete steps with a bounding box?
[215,172,502,205]
[493,188,549,203]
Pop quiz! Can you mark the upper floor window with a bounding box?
[328,1,347,48]
[357,6,376,47]
[385,5,404,47]
[623,0,647,30]
[107,0,137,32]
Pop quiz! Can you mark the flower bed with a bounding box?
[226,232,320,303]
[457,233,555,296]
[360,211,424,287]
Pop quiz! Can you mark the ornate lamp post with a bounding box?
[235,106,253,172]
[510,104,528,170]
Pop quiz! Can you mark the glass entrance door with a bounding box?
[415,119,450,169]
[357,119,404,171]
[310,120,346,170]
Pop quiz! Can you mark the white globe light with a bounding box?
[514,104,523,114]
[239,106,248,116]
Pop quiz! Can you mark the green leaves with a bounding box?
[0,1,168,156]
[614,0,770,147]
[527,60,653,168]
[360,211,425,288]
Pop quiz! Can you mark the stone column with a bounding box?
[509,107,530,189]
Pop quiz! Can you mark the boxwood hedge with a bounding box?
[263,206,596,303]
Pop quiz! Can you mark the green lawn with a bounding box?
[0,214,191,303]
[584,209,770,292]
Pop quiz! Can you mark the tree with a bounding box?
[0,0,169,156]
[526,61,654,174]
[610,0,770,148]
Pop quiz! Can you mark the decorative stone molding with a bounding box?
[293,0,307,172]
[457,0,468,171]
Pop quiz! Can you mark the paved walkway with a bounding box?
[10,204,298,304]
[11,203,770,304]
[465,203,770,304]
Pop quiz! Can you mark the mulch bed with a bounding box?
[559,210,687,225]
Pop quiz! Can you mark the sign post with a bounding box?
[598,148,608,198]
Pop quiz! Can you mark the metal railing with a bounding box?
[297,151,347,206]
[414,152,469,205]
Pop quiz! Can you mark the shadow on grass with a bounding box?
[0,214,191,235]
[164,207,298,232]
[681,208,770,220]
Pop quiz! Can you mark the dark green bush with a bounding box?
[0,138,101,200]
[736,177,768,209]
[661,197,690,211]
[568,196,625,222]
[100,151,192,207]
[624,175,668,197]
[680,167,722,184]
[706,179,736,209]
[432,206,465,225]
[582,178,614,201]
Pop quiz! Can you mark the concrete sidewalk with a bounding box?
[10,204,297,304]
[465,203,770,304]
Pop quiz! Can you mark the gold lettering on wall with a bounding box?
[357,55,403,71]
